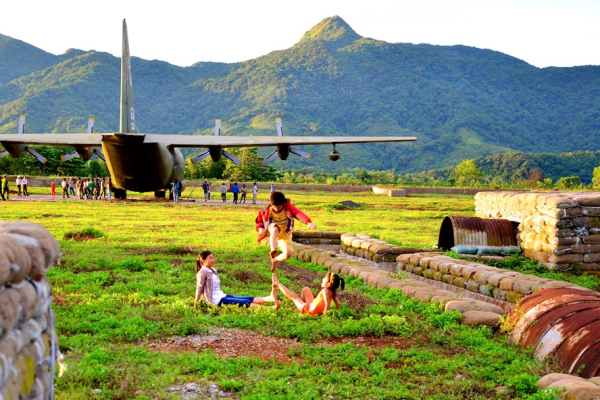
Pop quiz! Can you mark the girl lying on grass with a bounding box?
[272,272,344,315]
[194,250,280,309]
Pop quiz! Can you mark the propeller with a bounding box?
[61,118,105,162]
[261,118,311,166]
[191,120,241,165]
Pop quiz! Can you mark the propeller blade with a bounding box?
[93,149,106,161]
[275,118,283,137]
[87,118,95,133]
[261,150,279,166]
[18,115,25,134]
[214,119,221,136]
[191,151,211,163]
[0,150,8,158]
[61,151,79,162]
[25,146,47,164]
[290,147,311,160]
[223,150,241,165]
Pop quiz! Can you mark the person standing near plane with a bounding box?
[241,184,247,204]
[61,178,69,199]
[202,180,210,202]
[1,174,9,200]
[69,177,75,196]
[270,184,275,193]
[88,178,94,200]
[232,183,240,204]
[106,178,112,201]
[220,183,228,203]
[253,183,258,205]
[16,175,22,196]
[21,176,28,196]
[171,179,179,203]
[50,180,55,198]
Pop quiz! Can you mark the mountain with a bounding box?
[1,16,600,173]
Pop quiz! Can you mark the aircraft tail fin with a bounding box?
[120,19,139,134]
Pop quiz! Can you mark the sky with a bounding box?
[1,0,599,68]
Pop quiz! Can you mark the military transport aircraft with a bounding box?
[0,20,416,199]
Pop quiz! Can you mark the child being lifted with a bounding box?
[256,191,317,271]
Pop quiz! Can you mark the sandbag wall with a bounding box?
[292,231,342,245]
[396,253,585,304]
[0,222,60,400]
[340,233,437,263]
[475,191,600,271]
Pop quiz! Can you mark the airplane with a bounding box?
[0,20,417,200]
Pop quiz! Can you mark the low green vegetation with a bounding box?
[1,192,565,399]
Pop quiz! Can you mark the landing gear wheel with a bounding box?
[113,188,127,200]
[154,191,166,198]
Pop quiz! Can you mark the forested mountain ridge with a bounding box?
[1,16,599,173]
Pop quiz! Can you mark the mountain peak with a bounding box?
[299,16,361,45]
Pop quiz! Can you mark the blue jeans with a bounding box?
[218,294,255,307]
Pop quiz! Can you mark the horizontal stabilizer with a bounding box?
[25,146,47,164]
[191,151,210,164]
[261,150,279,166]
[93,149,105,161]
[290,147,311,160]
[223,150,241,165]
[61,151,79,162]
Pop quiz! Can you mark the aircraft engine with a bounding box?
[329,144,340,161]
[209,146,223,162]
[277,145,290,160]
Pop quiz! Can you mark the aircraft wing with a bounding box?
[143,134,417,148]
[0,133,416,148]
[0,133,104,146]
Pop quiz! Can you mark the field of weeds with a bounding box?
[0,189,561,399]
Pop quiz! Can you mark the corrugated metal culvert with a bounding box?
[508,288,600,378]
[437,216,517,250]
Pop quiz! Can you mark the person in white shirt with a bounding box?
[252,182,258,205]
[21,176,28,196]
[16,175,22,196]
[61,178,69,198]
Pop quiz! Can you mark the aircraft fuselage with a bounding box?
[102,135,184,193]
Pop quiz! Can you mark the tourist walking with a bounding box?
[21,176,28,196]
[172,179,179,203]
[69,177,75,196]
[50,181,55,198]
[270,184,275,193]
[61,178,69,198]
[16,175,22,196]
[232,183,240,204]
[106,178,112,201]
[1,175,9,200]
[241,184,247,203]
[202,180,210,202]
[252,183,258,205]
[220,182,227,202]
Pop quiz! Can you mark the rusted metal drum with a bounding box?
[508,288,600,378]
[437,216,517,250]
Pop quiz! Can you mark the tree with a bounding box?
[593,166,600,189]
[555,176,582,190]
[452,160,483,187]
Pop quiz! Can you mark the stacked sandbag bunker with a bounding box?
[475,192,600,271]
[0,222,60,400]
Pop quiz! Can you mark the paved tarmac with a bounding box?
[3,194,269,207]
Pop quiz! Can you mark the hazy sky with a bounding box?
[2,0,599,68]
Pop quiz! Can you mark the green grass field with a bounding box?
[0,189,562,399]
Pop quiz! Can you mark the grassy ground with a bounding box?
[0,190,562,399]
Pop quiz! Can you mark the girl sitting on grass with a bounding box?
[194,250,280,309]
[272,272,344,315]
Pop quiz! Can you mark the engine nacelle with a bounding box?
[209,147,223,162]
[329,150,341,161]
[75,147,94,161]
[277,145,290,160]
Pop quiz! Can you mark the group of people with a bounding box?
[1,175,31,200]
[194,190,344,316]
[209,182,260,204]
[50,177,113,201]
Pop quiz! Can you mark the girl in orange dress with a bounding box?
[272,272,344,315]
